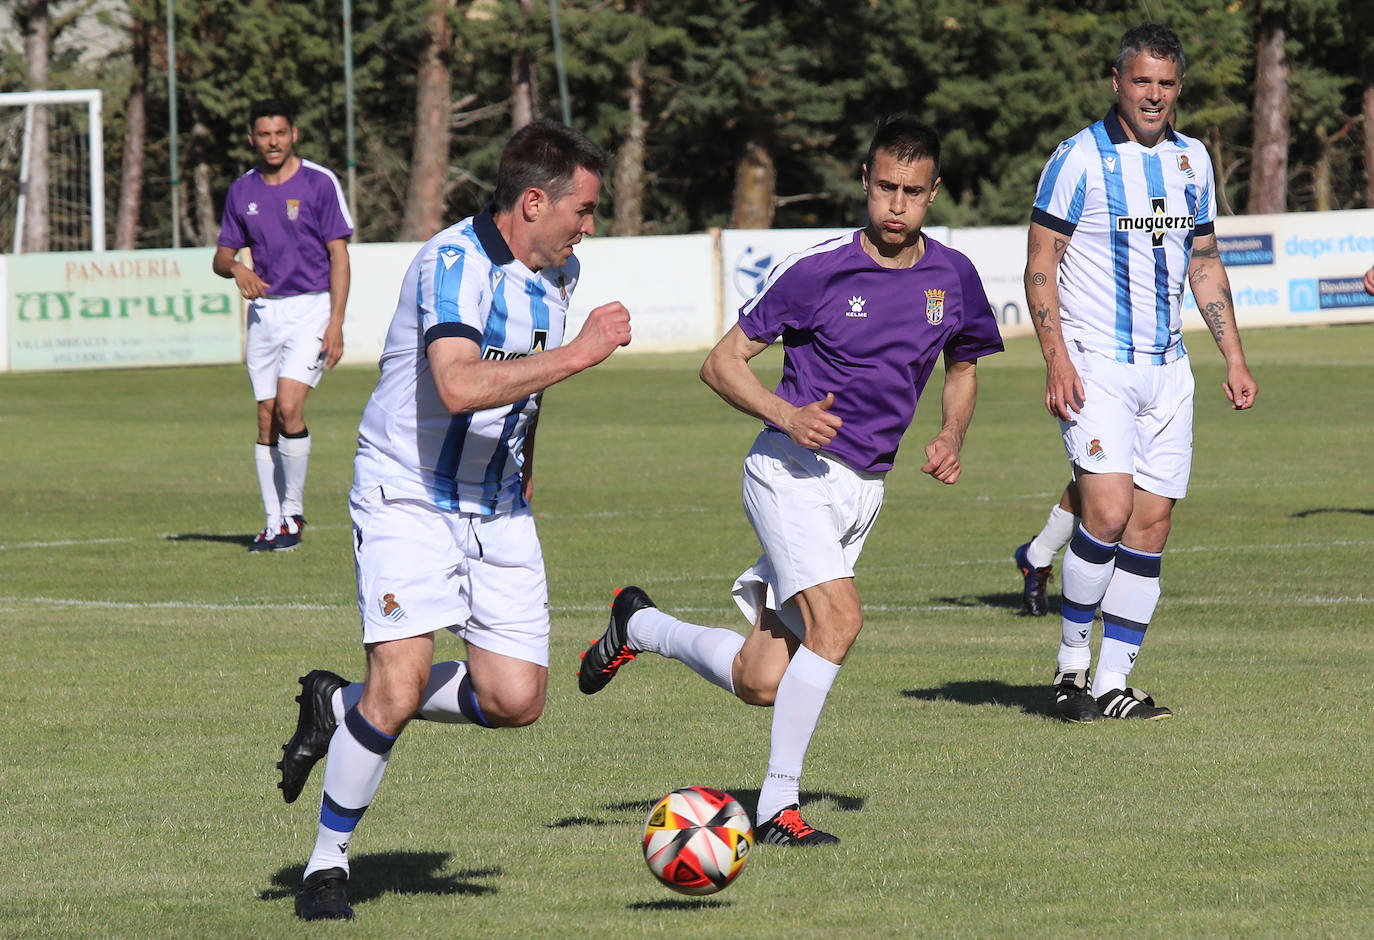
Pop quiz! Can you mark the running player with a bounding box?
[578,116,1003,845]
[1025,24,1258,722]
[276,120,632,920]
[214,98,353,552]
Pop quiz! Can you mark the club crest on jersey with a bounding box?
[246,201,259,216]
[378,593,405,622]
[1086,439,1106,462]
[845,295,867,318]
[1177,155,1194,178]
[925,288,945,325]
[286,199,300,221]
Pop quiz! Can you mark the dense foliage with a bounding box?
[2,0,1372,245]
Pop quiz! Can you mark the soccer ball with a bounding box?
[642,786,753,895]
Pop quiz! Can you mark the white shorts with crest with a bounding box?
[1060,341,1195,500]
[731,430,885,639]
[350,485,550,665]
[245,292,331,401]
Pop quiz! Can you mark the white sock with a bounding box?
[1092,546,1162,697]
[628,607,742,694]
[277,430,311,519]
[1028,504,1077,569]
[415,661,493,726]
[331,684,362,723]
[254,443,283,531]
[305,707,397,878]
[1058,525,1118,672]
[756,646,841,825]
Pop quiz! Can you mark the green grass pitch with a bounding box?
[1,324,1371,936]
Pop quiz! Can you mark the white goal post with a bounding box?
[0,88,105,252]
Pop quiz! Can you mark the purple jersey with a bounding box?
[217,159,354,296]
[739,231,1003,473]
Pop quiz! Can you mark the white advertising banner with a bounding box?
[338,241,421,367]
[944,226,1032,336]
[566,233,718,352]
[1190,210,1374,328]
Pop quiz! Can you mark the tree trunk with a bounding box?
[115,8,150,250]
[1249,13,1290,214]
[612,44,647,236]
[511,0,539,131]
[1364,82,1374,208]
[22,0,51,252]
[729,138,776,229]
[401,0,455,242]
[180,110,216,246]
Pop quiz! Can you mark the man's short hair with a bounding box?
[492,120,610,212]
[249,98,295,128]
[1115,23,1186,75]
[865,116,941,182]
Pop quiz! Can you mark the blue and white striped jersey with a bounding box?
[353,207,575,515]
[1031,106,1217,365]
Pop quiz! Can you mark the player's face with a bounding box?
[1113,53,1183,147]
[529,166,601,271]
[862,150,939,253]
[250,116,297,171]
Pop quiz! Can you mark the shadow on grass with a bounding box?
[163,532,258,547]
[260,851,500,908]
[1290,507,1374,518]
[901,680,1056,719]
[629,898,732,911]
[549,789,865,829]
[928,591,1058,617]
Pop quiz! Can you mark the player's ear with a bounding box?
[930,176,941,201]
[522,187,544,222]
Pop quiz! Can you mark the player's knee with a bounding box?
[733,670,779,706]
[479,689,546,727]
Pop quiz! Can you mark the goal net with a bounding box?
[0,89,105,253]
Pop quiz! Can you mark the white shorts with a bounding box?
[1061,342,1195,499]
[350,485,550,666]
[245,292,331,401]
[731,430,885,639]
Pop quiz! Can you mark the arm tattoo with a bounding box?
[1031,302,1052,331]
[1032,272,1047,286]
[1193,241,1220,260]
[1053,238,1068,257]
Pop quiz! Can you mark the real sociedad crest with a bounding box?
[924,288,946,325]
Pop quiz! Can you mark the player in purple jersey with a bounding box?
[213,98,353,553]
[1023,25,1257,722]
[277,121,631,922]
[578,116,1003,845]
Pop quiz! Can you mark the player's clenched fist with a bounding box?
[785,392,842,450]
[572,301,632,366]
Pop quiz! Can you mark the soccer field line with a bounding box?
[3,592,1370,615]
[0,537,138,551]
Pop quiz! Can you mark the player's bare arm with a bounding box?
[1364,266,1374,296]
[212,244,270,299]
[430,300,630,414]
[922,356,977,485]
[322,238,350,368]
[1024,222,1083,418]
[1187,233,1258,410]
[700,324,842,449]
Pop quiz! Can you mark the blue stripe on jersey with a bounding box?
[1144,153,1171,363]
[526,277,551,338]
[482,400,528,514]
[1066,175,1088,227]
[434,413,474,510]
[1091,123,1133,363]
[482,270,511,352]
[1033,140,1076,212]
[433,245,467,324]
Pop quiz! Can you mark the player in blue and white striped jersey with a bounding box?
[279,121,632,921]
[1024,24,1258,722]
